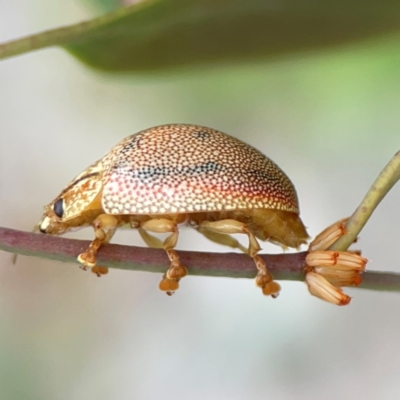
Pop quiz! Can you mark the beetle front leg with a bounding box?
[90,227,117,277]
[140,218,187,295]
[199,219,281,298]
[77,214,118,271]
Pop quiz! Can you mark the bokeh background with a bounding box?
[1,2,400,400]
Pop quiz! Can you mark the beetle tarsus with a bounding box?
[161,253,187,295]
[159,275,180,294]
[253,255,280,297]
[77,241,101,268]
[91,266,109,277]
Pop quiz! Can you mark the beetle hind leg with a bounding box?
[199,219,281,298]
[198,227,247,253]
[140,219,187,295]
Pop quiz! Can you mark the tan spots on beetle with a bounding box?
[101,124,299,215]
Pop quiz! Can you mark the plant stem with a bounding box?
[330,151,400,251]
[0,2,152,61]
[1,226,400,292]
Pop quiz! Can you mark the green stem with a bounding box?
[329,151,400,251]
[0,1,154,61]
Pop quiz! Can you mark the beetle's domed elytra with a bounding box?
[101,124,301,216]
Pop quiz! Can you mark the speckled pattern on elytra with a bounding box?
[100,124,299,215]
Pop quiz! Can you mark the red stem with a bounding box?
[0,226,399,291]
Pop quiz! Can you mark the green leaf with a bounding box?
[2,0,400,72]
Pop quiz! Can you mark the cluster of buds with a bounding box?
[305,219,368,306]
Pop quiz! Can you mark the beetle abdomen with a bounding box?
[102,124,300,215]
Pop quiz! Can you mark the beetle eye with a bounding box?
[53,198,64,218]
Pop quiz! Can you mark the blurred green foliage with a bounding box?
[3,0,400,73]
[84,0,122,12]
[67,0,400,71]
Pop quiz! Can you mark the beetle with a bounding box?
[38,124,366,302]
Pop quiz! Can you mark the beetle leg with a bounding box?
[138,228,164,249]
[90,228,117,277]
[77,214,118,270]
[198,227,247,253]
[140,218,187,296]
[199,219,281,298]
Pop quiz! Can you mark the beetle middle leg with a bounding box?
[77,214,118,270]
[199,219,281,297]
[140,218,187,296]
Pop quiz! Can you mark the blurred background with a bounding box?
[1,1,400,399]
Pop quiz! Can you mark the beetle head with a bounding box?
[38,159,105,235]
